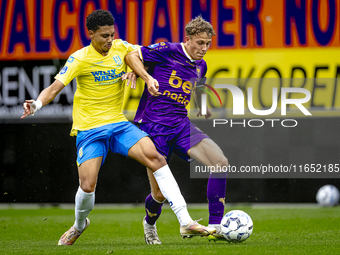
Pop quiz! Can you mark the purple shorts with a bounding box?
[139,117,210,162]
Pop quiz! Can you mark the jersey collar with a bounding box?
[181,43,196,63]
[89,43,112,58]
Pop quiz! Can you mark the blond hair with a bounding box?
[185,15,216,37]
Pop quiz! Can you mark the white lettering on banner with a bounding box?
[19,67,39,103]
[40,66,57,89]
[0,65,77,122]
[0,66,76,106]
[3,67,19,105]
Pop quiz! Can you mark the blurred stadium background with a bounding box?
[1,0,340,205]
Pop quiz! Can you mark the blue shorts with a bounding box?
[139,118,210,163]
[76,122,148,166]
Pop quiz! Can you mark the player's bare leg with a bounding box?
[58,157,102,245]
[189,138,228,241]
[128,137,215,239]
[188,138,228,168]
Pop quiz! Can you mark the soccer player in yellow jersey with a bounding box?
[21,9,215,245]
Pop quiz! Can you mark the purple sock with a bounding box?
[207,172,227,225]
[145,193,163,225]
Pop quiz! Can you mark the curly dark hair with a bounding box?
[86,9,115,31]
[185,15,216,37]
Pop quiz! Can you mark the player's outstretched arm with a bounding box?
[125,50,161,96]
[125,50,149,80]
[21,80,65,119]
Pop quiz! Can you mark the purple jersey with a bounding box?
[134,42,207,126]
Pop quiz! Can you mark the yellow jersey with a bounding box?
[55,40,138,136]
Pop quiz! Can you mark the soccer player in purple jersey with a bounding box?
[125,16,228,244]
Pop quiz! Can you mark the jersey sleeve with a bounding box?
[138,42,171,65]
[122,40,140,54]
[55,55,83,86]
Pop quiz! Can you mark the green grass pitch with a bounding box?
[1,205,340,254]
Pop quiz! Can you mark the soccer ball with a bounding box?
[316,185,340,207]
[220,210,253,242]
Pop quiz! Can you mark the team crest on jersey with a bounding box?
[148,43,159,49]
[113,55,122,65]
[196,67,201,77]
[60,66,68,75]
[67,56,75,63]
